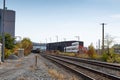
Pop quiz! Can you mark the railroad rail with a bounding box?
[41,54,120,80]
[54,54,120,71]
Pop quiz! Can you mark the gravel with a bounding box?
[40,54,82,80]
[7,54,19,60]
[0,53,81,80]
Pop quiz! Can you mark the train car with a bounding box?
[65,45,79,53]
[72,42,79,46]
[64,42,87,53]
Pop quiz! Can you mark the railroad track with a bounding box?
[54,55,120,71]
[41,54,120,80]
[53,54,120,77]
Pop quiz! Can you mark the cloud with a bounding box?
[110,14,120,19]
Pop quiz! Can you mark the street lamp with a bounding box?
[75,36,80,41]
[1,0,6,62]
[63,38,66,41]
[49,37,52,43]
[56,35,58,42]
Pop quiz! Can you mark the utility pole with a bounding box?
[63,38,66,41]
[1,0,6,62]
[101,23,106,54]
[45,38,48,51]
[49,37,51,43]
[46,38,47,44]
[98,39,100,54]
[56,35,58,42]
[63,38,66,52]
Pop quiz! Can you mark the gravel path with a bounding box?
[0,53,81,80]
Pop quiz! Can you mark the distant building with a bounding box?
[46,41,84,52]
[0,9,15,37]
[32,42,46,53]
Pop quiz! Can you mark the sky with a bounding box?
[1,0,120,47]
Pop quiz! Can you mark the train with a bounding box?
[64,42,87,53]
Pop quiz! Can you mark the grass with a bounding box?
[69,76,78,80]
[29,65,36,72]
[77,53,90,58]
[48,69,78,80]
[48,69,65,80]
[15,63,22,67]
[17,76,26,80]
[61,52,76,57]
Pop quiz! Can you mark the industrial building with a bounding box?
[0,9,15,37]
[46,41,84,52]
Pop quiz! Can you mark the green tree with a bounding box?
[0,34,15,49]
[0,34,15,58]
[21,38,32,55]
[101,34,118,63]
[5,34,15,49]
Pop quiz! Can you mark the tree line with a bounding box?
[0,34,32,58]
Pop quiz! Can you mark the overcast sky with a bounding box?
[1,0,120,47]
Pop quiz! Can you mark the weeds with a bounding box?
[15,63,22,67]
[48,69,78,80]
[48,69,65,79]
[69,76,78,80]
[29,65,36,72]
[17,76,26,80]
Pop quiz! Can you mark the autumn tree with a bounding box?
[87,43,97,58]
[104,34,114,54]
[21,38,32,55]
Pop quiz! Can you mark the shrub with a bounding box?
[115,54,120,63]
[101,53,108,61]
[101,50,116,63]
[5,49,12,58]
[87,43,97,59]
[108,53,116,63]
[0,34,15,58]
[107,56,115,63]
